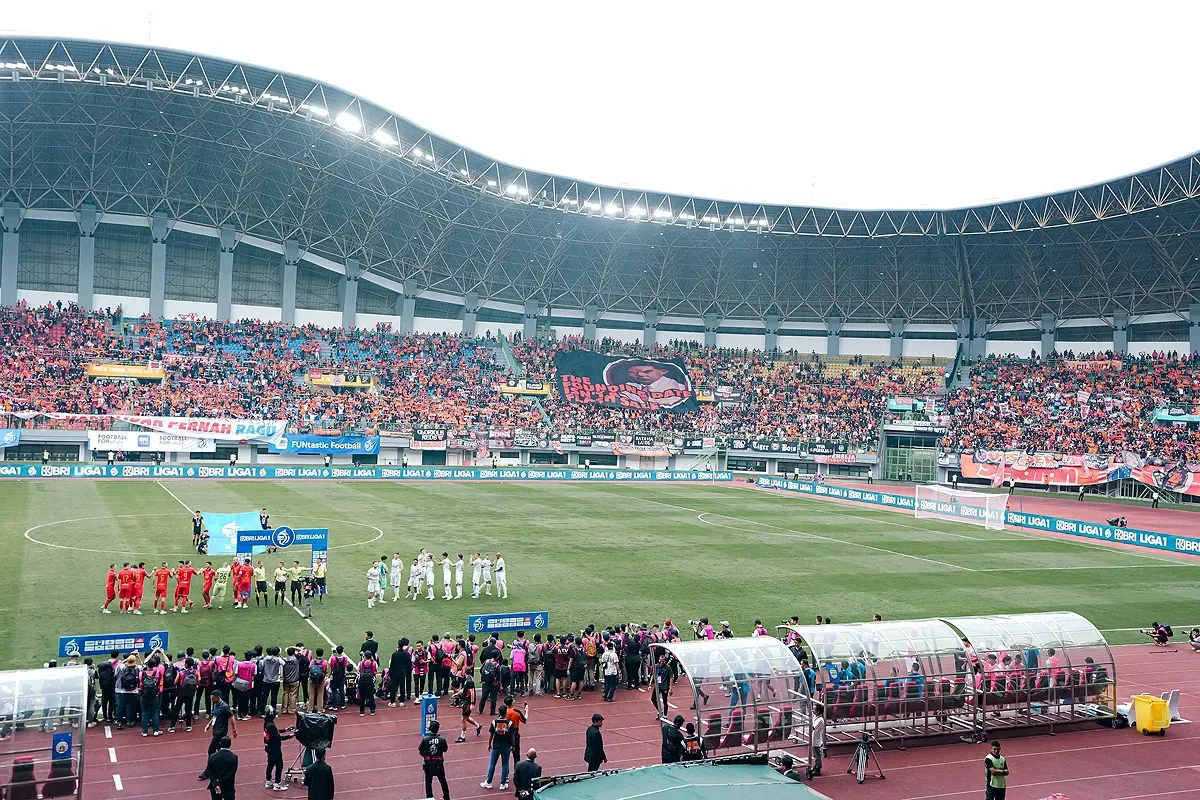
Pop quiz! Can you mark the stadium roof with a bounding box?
[4,37,1200,325]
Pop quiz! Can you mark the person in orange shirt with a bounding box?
[152,562,173,614]
[102,563,117,614]
[132,561,149,614]
[173,560,198,613]
[116,562,135,614]
[200,562,217,609]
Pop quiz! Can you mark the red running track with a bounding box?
[77,645,1199,800]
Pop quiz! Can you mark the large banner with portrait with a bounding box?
[957,449,1123,486]
[1124,451,1200,497]
[553,350,697,412]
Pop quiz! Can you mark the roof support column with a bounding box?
[643,308,659,349]
[216,226,235,321]
[1039,312,1057,359]
[396,284,415,334]
[148,211,168,320]
[1112,310,1129,356]
[825,315,842,357]
[280,240,299,326]
[1,200,19,308]
[523,299,540,340]
[583,303,599,341]
[764,313,780,354]
[704,311,719,349]
[971,318,989,361]
[461,291,480,338]
[340,259,362,331]
[77,204,98,312]
[1190,304,1200,356]
[889,317,906,359]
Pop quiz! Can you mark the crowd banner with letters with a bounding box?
[112,415,287,445]
[87,430,216,453]
[201,511,264,556]
[468,611,550,635]
[554,350,697,412]
[713,386,743,403]
[1154,407,1200,424]
[755,476,1200,556]
[498,378,550,396]
[59,630,168,659]
[411,428,447,451]
[1062,359,1122,371]
[813,453,858,464]
[87,363,166,380]
[269,434,380,455]
[0,429,19,447]
[959,449,1124,487]
[5,463,733,482]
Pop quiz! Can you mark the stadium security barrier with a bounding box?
[0,463,732,482]
[755,476,1200,557]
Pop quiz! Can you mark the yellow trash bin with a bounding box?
[1132,694,1170,736]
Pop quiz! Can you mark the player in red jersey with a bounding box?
[173,560,197,612]
[233,559,251,609]
[132,561,149,614]
[200,562,217,609]
[152,562,173,614]
[102,564,117,614]
[116,562,135,614]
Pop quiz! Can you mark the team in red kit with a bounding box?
[107,559,200,614]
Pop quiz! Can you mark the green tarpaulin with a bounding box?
[536,763,830,800]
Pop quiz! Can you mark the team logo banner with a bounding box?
[113,415,287,445]
[269,434,380,454]
[59,630,168,658]
[468,611,549,634]
[0,429,19,447]
[87,430,216,453]
[554,350,697,412]
[411,428,447,451]
[201,511,263,556]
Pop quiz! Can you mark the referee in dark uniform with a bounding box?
[418,720,451,800]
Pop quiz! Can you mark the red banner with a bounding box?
[813,453,858,465]
[1124,452,1200,497]
[1062,359,1122,371]
[958,450,1120,486]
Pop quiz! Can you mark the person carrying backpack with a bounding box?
[174,657,198,732]
[357,653,379,716]
[213,647,237,705]
[328,646,349,710]
[139,655,164,737]
[97,651,118,724]
[115,655,140,729]
[196,651,215,718]
[479,656,500,716]
[308,648,328,713]
[160,657,179,731]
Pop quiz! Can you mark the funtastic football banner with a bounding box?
[268,434,380,455]
[87,430,216,453]
[112,415,287,445]
[955,449,1125,487]
[554,350,697,412]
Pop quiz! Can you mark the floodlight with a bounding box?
[372,129,396,146]
[459,168,469,176]
[629,207,645,216]
[487,179,498,187]
[653,208,671,218]
[506,184,519,195]
[335,112,362,133]
[605,204,620,215]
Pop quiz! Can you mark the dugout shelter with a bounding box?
[535,760,827,800]
[0,665,87,799]
[647,637,811,765]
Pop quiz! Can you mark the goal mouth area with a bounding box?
[914,484,1009,531]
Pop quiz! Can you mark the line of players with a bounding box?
[101,557,329,613]
[366,550,509,608]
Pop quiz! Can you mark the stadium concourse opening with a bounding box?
[779,612,1117,748]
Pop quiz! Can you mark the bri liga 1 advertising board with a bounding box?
[468,611,550,634]
[59,630,169,659]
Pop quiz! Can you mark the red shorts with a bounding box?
[155,586,168,598]
[106,587,117,601]
[118,588,132,599]
[175,585,191,598]
[203,583,214,595]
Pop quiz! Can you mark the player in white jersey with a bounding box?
[366,561,382,608]
[481,554,493,596]
[471,553,483,598]
[406,558,420,599]
[454,554,464,599]
[494,552,508,599]
[440,552,453,600]
[424,555,435,600]
[390,554,404,601]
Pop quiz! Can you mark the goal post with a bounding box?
[914,484,1008,530]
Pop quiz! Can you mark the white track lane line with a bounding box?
[113,774,123,791]
[109,746,117,763]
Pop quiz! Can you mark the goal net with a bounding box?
[914,485,1008,530]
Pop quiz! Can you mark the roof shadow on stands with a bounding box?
[778,611,1117,748]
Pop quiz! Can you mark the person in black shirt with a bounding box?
[388,639,412,707]
[585,713,606,771]
[260,509,270,530]
[681,722,706,761]
[661,714,684,763]
[262,706,294,790]
[200,693,237,773]
[203,737,238,800]
[193,512,204,550]
[361,631,379,659]
[303,747,335,800]
[513,747,542,799]
[418,720,450,800]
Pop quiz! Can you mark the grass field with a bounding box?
[2,478,1198,666]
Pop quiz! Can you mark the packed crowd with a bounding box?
[944,350,1200,460]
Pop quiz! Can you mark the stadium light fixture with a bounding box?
[459,168,469,176]
[371,129,396,146]
[653,208,672,219]
[729,216,744,225]
[300,103,328,117]
[506,184,519,195]
[424,153,434,162]
[335,112,362,132]
[412,147,424,157]
[604,203,620,215]
[629,207,646,216]
[487,179,498,187]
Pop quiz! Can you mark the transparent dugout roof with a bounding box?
[653,637,806,684]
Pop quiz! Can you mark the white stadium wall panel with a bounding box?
[596,327,642,344]
[355,313,399,331]
[777,335,828,354]
[230,304,282,323]
[986,340,1035,357]
[162,300,219,319]
[840,337,890,357]
[17,289,78,308]
[94,294,149,318]
[903,339,958,359]
[413,317,463,335]
[294,309,341,329]
[661,330,706,346]
[715,333,765,349]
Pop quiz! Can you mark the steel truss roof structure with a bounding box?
[3,37,1200,325]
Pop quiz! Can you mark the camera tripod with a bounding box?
[284,738,312,784]
[847,734,885,784]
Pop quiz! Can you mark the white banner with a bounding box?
[88,430,217,453]
[111,415,287,444]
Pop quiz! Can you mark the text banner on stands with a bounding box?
[5,464,733,482]
[201,511,264,556]
[468,611,549,635]
[59,630,168,659]
[112,415,287,445]
[0,429,19,447]
[554,350,697,412]
[957,450,1124,486]
[87,430,216,453]
[87,363,165,380]
[411,428,447,451]
[269,435,380,455]
[754,476,1200,557]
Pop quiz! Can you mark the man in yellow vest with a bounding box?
[984,740,1008,799]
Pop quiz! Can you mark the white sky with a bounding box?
[4,1,1199,209]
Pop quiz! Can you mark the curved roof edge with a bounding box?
[4,36,1200,238]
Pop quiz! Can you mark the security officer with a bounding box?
[984,740,1008,800]
[418,719,450,800]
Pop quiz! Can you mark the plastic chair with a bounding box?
[8,756,38,800]
[41,758,78,798]
[1161,689,1182,721]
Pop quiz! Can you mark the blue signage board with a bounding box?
[269,434,381,454]
[5,464,732,482]
[420,693,438,735]
[59,630,168,658]
[0,429,20,447]
[468,611,550,635]
[51,732,73,760]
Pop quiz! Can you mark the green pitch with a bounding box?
[1,479,1196,666]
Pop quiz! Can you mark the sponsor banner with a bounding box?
[410,428,447,451]
[813,453,858,465]
[887,397,925,412]
[87,430,216,453]
[755,476,1200,556]
[499,378,551,396]
[59,630,168,659]
[611,441,672,457]
[730,439,800,453]
[1154,407,1200,424]
[554,350,696,412]
[513,431,542,448]
[201,511,263,556]
[269,434,380,455]
[7,464,734,483]
[236,527,329,569]
[1062,359,1122,371]
[960,450,1123,486]
[468,611,549,635]
[308,372,374,388]
[0,428,19,447]
[87,363,165,380]
[112,415,287,445]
